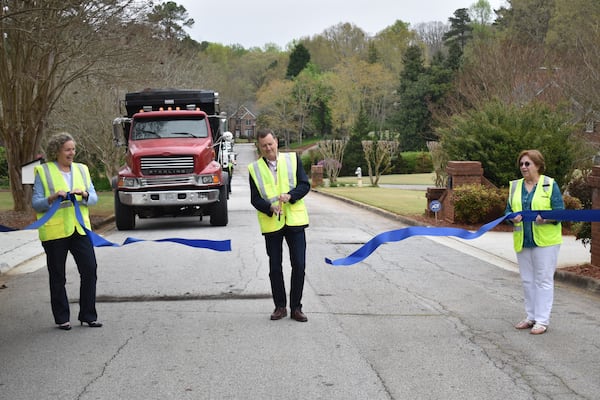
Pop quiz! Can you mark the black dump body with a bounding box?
[124,89,221,139]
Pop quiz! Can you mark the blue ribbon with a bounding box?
[1,193,231,252]
[325,209,600,266]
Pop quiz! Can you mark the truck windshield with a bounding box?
[132,118,208,140]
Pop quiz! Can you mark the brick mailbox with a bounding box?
[441,161,484,223]
[311,165,323,187]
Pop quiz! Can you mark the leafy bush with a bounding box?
[394,151,433,174]
[438,101,584,188]
[564,169,592,246]
[561,194,583,232]
[563,194,583,210]
[414,152,433,173]
[301,153,314,175]
[453,184,507,224]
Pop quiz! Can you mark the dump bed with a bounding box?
[124,89,219,117]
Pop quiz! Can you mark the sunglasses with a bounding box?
[520,161,531,167]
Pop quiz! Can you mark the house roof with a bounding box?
[231,105,256,119]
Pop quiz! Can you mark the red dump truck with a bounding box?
[112,89,228,230]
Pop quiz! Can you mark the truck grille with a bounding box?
[140,156,194,175]
[139,176,196,186]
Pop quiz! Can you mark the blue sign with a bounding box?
[429,200,442,213]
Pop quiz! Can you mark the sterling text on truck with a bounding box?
[112,89,229,230]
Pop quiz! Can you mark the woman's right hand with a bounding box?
[511,214,523,223]
[49,190,68,204]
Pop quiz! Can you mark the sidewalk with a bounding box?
[0,229,44,276]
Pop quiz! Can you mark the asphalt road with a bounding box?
[1,143,599,399]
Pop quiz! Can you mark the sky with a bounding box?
[175,0,508,49]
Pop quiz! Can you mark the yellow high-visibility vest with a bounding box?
[34,162,92,241]
[248,152,309,233]
[509,176,562,252]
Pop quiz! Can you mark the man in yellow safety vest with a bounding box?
[249,129,310,322]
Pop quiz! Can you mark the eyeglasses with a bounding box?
[520,161,531,167]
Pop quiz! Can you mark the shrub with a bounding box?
[414,152,433,173]
[453,184,507,224]
[562,194,583,210]
[564,170,592,246]
[438,101,581,188]
[562,194,583,232]
[394,151,433,174]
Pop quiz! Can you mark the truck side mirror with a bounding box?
[112,117,131,147]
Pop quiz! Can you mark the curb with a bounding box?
[555,270,600,295]
[311,188,600,296]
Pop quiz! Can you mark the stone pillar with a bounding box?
[443,161,484,223]
[311,165,323,187]
[587,165,600,267]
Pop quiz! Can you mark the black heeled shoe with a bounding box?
[80,321,103,328]
[58,322,72,331]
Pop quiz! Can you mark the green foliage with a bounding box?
[340,107,374,176]
[88,164,112,191]
[453,184,507,224]
[147,1,195,40]
[439,101,578,188]
[394,152,433,174]
[286,43,311,79]
[388,45,454,151]
[301,153,314,176]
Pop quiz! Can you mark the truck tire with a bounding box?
[114,191,136,230]
[210,185,228,226]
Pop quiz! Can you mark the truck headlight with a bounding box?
[197,175,220,184]
[119,177,140,188]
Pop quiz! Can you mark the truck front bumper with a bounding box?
[118,189,220,207]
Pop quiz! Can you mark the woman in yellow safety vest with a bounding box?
[32,132,103,331]
[505,149,564,335]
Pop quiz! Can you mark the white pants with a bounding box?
[516,245,560,326]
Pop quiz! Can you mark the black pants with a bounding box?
[264,226,306,310]
[42,232,98,324]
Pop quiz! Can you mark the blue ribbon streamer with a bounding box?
[325,209,600,266]
[1,193,231,252]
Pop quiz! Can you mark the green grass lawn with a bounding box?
[335,172,436,186]
[317,173,436,216]
[0,190,114,217]
[317,186,427,216]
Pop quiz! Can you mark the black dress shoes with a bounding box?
[58,322,72,331]
[291,309,308,322]
[270,307,287,320]
[80,321,103,328]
